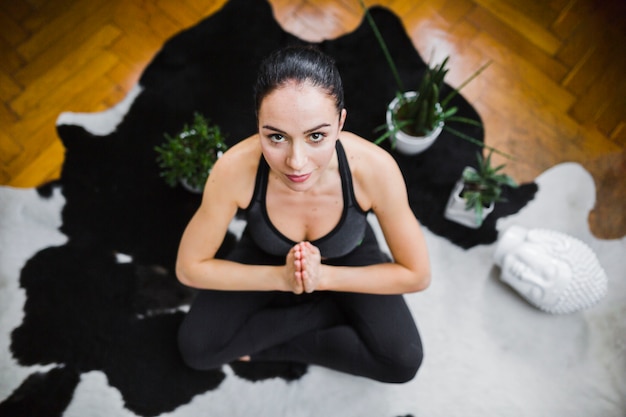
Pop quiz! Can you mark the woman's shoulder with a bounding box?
[339,131,397,170]
[206,135,261,207]
[217,135,262,168]
[339,131,403,210]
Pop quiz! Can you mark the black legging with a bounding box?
[177,225,423,383]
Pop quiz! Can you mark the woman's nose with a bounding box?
[286,142,307,170]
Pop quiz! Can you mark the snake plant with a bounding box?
[359,0,511,158]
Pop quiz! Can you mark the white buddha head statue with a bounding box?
[493,226,608,314]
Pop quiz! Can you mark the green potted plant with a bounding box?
[359,0,499,156]
[155,112,228,193]
[382,56,491,154]
[444,150,518,228]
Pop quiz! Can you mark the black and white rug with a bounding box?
[1,0,624,416]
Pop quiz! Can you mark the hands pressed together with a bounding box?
[285,242,322,294]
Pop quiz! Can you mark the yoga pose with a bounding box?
[176,45,431,383]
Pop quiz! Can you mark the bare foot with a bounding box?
[239,355,251,362]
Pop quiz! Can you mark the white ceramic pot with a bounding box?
[386,91,444,155]
[180,178,204,194]
[444,167,494,228]
[178,150,223,194]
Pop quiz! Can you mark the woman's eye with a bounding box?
[309,132,325,143]
[269,134,285,143]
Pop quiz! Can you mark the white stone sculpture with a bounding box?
[493,226,608,314]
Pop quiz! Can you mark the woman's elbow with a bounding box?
[175,261,198,288]
[406,270,431,293]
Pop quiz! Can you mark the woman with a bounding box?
[176,45,430,383]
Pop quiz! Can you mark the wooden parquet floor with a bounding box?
[1,0,625,238]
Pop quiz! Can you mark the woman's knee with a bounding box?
[177,322,223,370]
[391,351,423,383]
[380,338,423,383]
[177,326,202,369]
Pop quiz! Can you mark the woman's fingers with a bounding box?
[286,242,322,294]
[300,242,321,293]
[285,246,304,294]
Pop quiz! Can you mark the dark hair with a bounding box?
[254,45,344,117]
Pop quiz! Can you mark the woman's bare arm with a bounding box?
[175,137,304,293]
[307,134,431,294]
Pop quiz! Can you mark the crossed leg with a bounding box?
[177,227,423,383]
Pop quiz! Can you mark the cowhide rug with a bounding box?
[1,0,624,416]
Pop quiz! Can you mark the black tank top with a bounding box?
[244,140,368,259]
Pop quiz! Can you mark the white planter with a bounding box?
[386,91,444,155]
[444,167,494,228]
[178,150,223,194]
[180,178,204,194]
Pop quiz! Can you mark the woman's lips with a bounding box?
[286,173,311,183]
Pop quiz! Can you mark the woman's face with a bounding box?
[258,81,346,192]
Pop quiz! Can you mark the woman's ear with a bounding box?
[339,108,347,131]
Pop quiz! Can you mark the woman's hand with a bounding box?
[294,242,322,293]
[285,242,322,294]
[285,245,305,294]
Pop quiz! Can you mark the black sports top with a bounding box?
[244,140,368,259]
